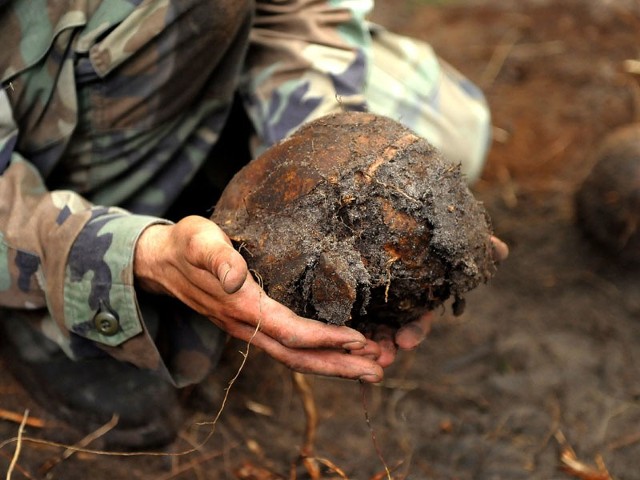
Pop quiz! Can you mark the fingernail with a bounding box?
[342,341,366,351]
[397,323,427,346]
[219,263,231,286]
[359,373,382,383]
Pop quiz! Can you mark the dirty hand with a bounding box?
[134,215,384,383]
[352,234,509,367]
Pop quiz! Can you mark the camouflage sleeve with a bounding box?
[241,0,373,148]
[0,88,171,349]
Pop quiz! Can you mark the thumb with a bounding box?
[202,220,249,294]
[212,247,249,294]
[179,216,250,294]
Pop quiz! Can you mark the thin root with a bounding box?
[6,409,28,480]
[290,372,320,480]
[38,414,119,475]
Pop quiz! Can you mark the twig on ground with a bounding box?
[314,458,348,479]
[290,372,320,480]
[177,429,207,454]
[524,395,561,472]
[245,400,274,417]
[195,294,264,444]
[0,409,45,429]
[555,431,614,480]
[6,409,28,480]
[155,444,235,480]
[507,40,565,60]
[361,383,391,480]
[491,126,510,144]
[0,451,33,480]
[293,373,317,460]
[480,29,521,88]
[235,460,287,480]
[287,373,357,480]
[38,414,119,476]
[496,165,519,209]
[536,130,577,168]
[607,430,640,452]
[370,459,405,480]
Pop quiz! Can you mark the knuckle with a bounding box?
[279,333,300,348]
[183,234,202,260]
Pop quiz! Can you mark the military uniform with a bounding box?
[0,0,490,388]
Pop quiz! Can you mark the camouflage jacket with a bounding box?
[0,0,490,386]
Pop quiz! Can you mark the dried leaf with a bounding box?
[558,442,613,480]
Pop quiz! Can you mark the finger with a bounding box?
[247,291,369,351]
[228,321,384,382]
[372,325,397,368]
[490,235,509,262]
[349,340,382,361]
[183,273,369,352]
[395,311,433,350]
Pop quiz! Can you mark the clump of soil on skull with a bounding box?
[575,123,640,264]
[212,112,498,331]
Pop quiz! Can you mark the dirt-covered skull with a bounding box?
[211,112,498,332]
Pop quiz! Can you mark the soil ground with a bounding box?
[1,0,640,478]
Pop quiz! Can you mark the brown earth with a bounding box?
[2,0,640,478]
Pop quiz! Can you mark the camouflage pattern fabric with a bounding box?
[0,0,490,387]
[365,24,491,182]
[241,5,490,181]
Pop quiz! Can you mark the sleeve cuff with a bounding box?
[63,211,172,347]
